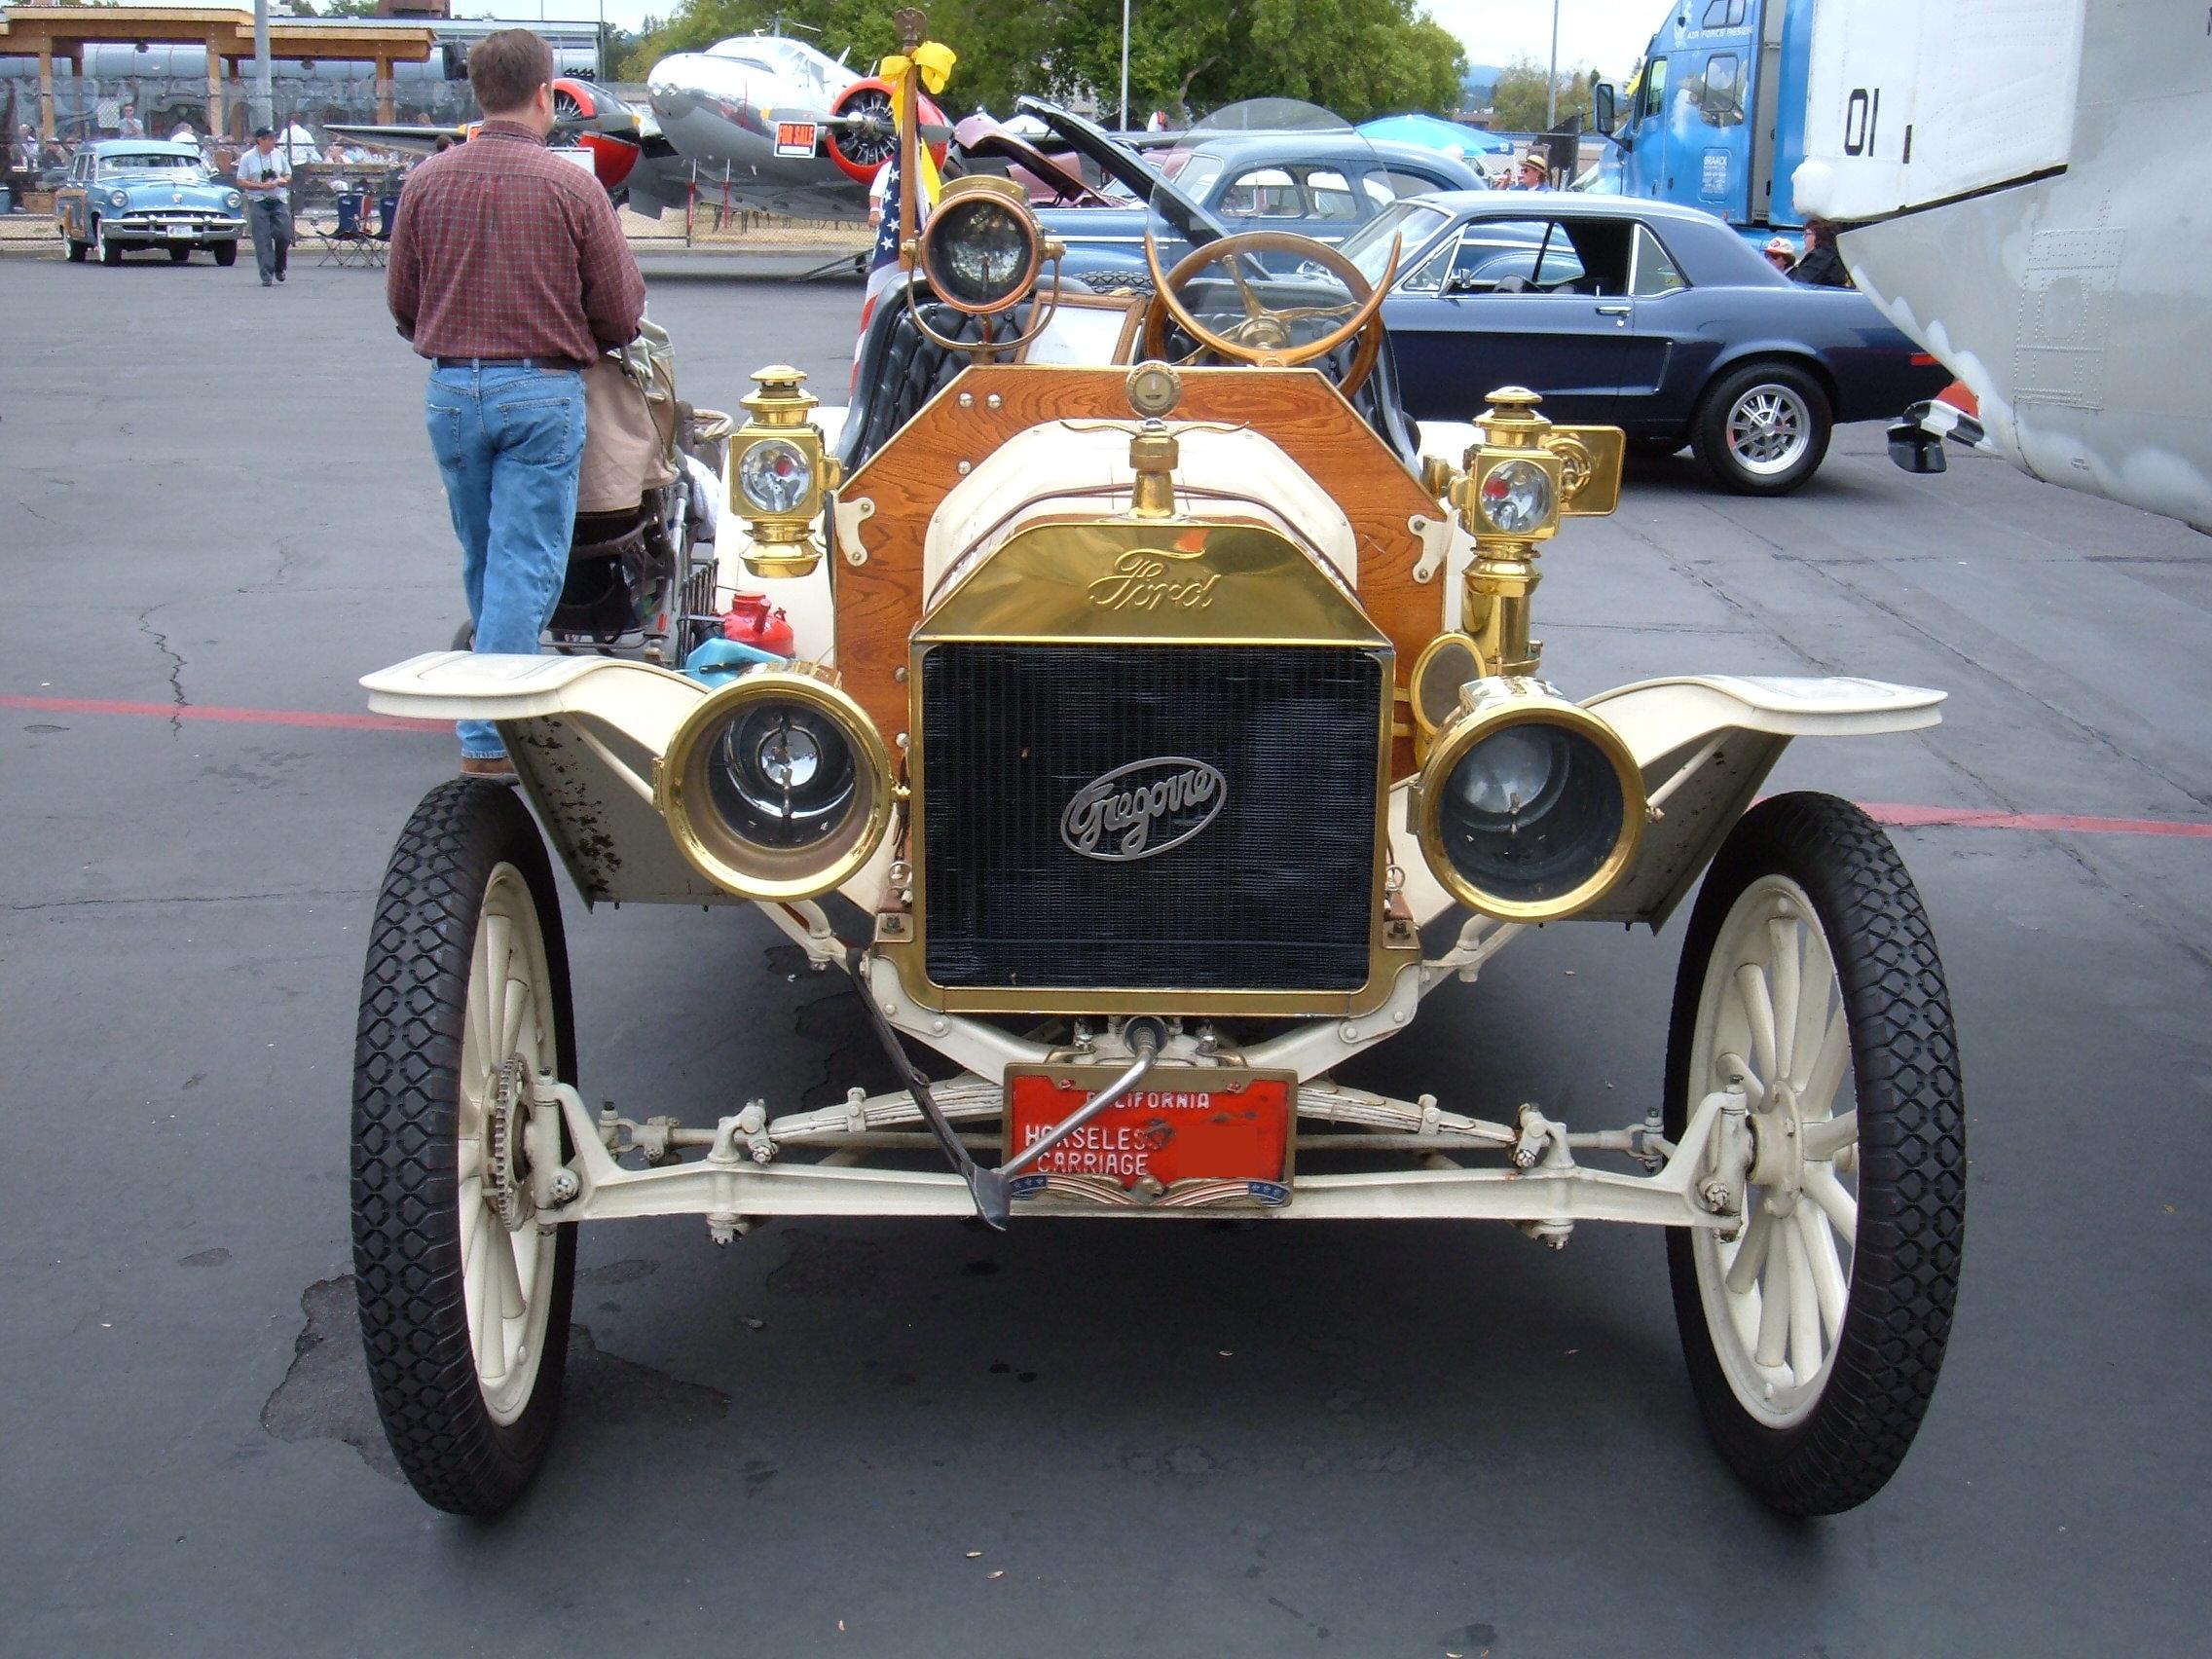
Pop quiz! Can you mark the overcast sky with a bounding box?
[103,0,1658,86]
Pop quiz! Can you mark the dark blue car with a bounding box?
[1340,192,1950,494]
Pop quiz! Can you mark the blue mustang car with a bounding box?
[54,139,246,268]
[1341,192,1950,494]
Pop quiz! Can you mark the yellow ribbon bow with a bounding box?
[878,40,957,204]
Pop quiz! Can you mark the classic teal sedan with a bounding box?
[55,139,245,267]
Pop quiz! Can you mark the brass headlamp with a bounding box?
[1445,387,1625,679]
[730,364,843,580]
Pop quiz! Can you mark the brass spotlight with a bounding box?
[657,666,894,902]
[916,174,1047,316]
[1414,678,1645,922]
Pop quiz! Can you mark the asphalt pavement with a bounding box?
[2,252,2207,1657]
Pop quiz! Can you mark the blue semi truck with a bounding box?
[1595,0,1816,240]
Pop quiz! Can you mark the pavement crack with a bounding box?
[238,534,304,596]
[134,605,187,736]
[14,497,53,524]
[9,888,371,913]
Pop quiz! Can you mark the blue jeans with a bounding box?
[424,364,585,758]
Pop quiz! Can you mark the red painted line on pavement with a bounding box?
[1862,803,2212,839]
[1,693,441,733]
[9,693,2209,839]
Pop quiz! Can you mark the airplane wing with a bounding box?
[324,124,467,156]
[1792,0,2212,533]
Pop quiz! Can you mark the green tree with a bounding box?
[621,0,1465,124]
[1487,55,1594,131]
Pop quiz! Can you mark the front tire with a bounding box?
[1665,793,1964,1515]
[1691,361,1831,495]
[212,240,239,268]
[351,779,579,1516]
[95,221,122,265]
[66,233,88,263]
[168,244,192,264]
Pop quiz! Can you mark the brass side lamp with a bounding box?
[730,364,843,580]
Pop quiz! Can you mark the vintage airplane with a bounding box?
[1788,0,2211,534]
[329,31,947,224]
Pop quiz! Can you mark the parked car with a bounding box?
[1037,128,1485,280]
[1341,193,1951,493]
[53,138,244,267]
[352,96,1965,1522]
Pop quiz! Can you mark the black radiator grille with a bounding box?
[921,644,1382,993]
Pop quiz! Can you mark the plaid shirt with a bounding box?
[386,121,645,366]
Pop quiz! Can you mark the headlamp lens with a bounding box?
[1478,459,1554,535]
[929,197,1031,309]
[738,437,813,515]
[1439,720,1624,903]
[708,699,858,851]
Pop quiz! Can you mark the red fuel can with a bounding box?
[722,590,795,656]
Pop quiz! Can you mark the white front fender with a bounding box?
[1585,675,1943,926]
[363,651,721,905]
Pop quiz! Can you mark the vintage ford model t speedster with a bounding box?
[350,98,1964,1520]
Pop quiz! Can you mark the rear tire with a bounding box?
[66,234,88,263]
[351,779,579,1517]
[1665,793,1965,1515]
[1691,360,1830,495]
[212,240,239,268]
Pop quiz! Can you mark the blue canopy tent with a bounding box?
[1356,113,1514,157]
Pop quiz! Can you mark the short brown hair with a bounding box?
[467,29,554,117]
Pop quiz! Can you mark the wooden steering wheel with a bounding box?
[1140,230,1401,400]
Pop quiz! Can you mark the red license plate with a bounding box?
[774,121,818,158]
[1005,1066,1292,1207]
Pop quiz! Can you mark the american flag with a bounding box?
[856,143,913,370]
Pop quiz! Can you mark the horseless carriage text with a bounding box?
[350,91,1964,1520]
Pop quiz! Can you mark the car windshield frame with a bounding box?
[99,152,207,180]
[1340,200,1456,284]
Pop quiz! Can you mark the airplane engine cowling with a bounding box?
[552,79,643,191]
[552,78,641,136]
[826,78,948,184]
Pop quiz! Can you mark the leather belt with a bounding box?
[432,355,587,373]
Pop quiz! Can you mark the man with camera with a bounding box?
[385,28,645,780]
[235,126,294,286]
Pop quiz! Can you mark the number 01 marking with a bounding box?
[1844,86,1881,156]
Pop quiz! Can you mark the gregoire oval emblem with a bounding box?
[1060,756,1227,862]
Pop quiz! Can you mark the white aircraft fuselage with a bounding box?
[1792,0,2211,533]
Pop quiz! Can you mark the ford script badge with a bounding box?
[1060,757,1227,862]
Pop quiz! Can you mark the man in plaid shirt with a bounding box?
[386,28,645,780]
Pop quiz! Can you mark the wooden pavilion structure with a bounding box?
[0,5,434,140]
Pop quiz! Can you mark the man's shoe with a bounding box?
[261,276,273,286]
[276,271,286,282]
[459,756,519,783]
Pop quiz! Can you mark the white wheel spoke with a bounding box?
[1734,963,1779,1088]
[1797,1204,1849,1345]
[1804,1162,1859,1248]
[1724,1203,1775,1296]
[1799,1005,1850,1113]
[475,1248,507,1382]
[1802,1110,1857,1162]
[483,912,514,1050]
[1786,1219,1822,1384]
[457,1141,484,1183]
[499,977,530,1065]
[468,918,498,1057]
[1791,933,1832,1093]
[1753,1226,1791,1370]
[494,1229,526,1324]
[1769,917,1801,1081]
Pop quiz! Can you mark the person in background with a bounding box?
[170,120,197,145]
[235,125,294,286]
[385,28,645,781]
[14,124,39,177]
[1762,235,1795,275]
[1511,152,1548,190]
[1789,217,1852,287]
[118,104,142,138]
